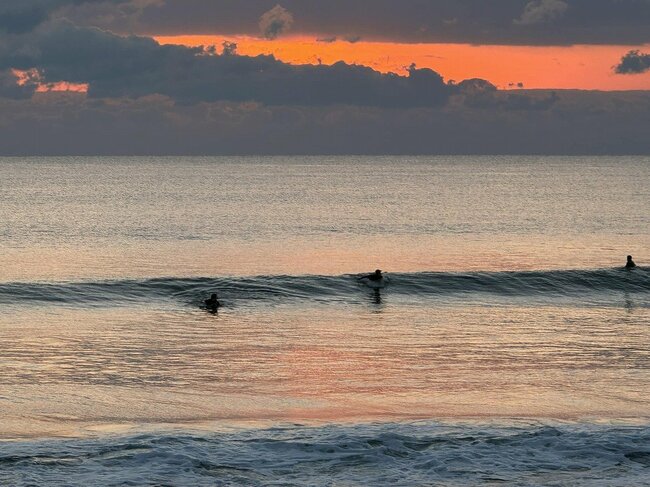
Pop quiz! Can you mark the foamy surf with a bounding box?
[1,422,649,486]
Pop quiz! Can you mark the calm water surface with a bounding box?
[0,156,648,485]
[1,155,647,279]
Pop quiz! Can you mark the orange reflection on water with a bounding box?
[2,302,649,438]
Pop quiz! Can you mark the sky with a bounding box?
[1,0,649,154]
[154,36,650,91]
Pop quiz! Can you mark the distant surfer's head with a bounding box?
[211,293,217,299]
[627,255,633,261]
[375,269,382,275]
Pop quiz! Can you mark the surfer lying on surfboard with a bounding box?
[358,269,384,282]
[358,270,388,289]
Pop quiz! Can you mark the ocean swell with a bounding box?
[0,268,647,308]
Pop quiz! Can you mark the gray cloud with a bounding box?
[514,0,568,25]
[0,0,152,34]
[121,0,650,46]
[8,0,648,45]
[1,90,648,155]
[344,35,362,43]
[615,50,650,74]
[259,4,293,39]
[0,1,52,33]
[452,79,559,111]
[0,20,461,107]
[221,40,237,55]
[54,0,163,33]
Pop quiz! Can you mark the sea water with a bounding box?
[0,156,648,485]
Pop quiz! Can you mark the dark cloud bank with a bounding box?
[3,89,649,155]
[1,20,455,107]
[0,0,649,155]
[77,0,650,46]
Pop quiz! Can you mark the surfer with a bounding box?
[625,255,636,269]
[359,269,383,282]
[204,293,221,309]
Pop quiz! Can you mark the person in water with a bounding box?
[359,269,383,282]
[205,293,221,308]
[626,255,636,269]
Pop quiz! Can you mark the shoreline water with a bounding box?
[3,420,650,486]
[4,415,650,442]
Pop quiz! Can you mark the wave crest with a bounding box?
[0,268,647,307]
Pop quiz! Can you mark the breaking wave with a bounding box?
[1,422,649,486]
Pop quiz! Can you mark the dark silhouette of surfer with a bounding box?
[359,269,383,282]
[204,293,221,311]
[625,255,636,269]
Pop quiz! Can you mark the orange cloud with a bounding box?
[35,81,89,93]
[13,69,88,94]
[156,35,650,91]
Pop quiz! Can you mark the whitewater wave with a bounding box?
[1,422,649,486]
[0,268,647,308]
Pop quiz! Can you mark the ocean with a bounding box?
[0,156,648,485]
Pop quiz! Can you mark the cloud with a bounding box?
[453,79,559,111]
[0,69,37,98]
[221,40,237,55]
[0,20,466,107]
[1,90,649,155]
[0,1,52,33]
[116,0,650,46]
[615,50,650,74]
[54,0,163,33]
[0,0,647,157]
[0,0,154,34]
[9,0,646,45]
[514,0,568,25]
[259,4,293,39]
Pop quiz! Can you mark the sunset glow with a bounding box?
[3,1,650,483]
[35,81,89,93]
[13,68,89,93]
[157,35,650,91]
